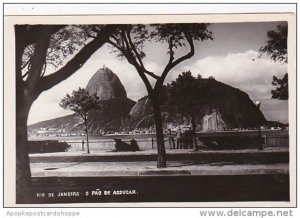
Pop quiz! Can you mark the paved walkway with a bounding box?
[30,147,288,157]
[29,147,289,177]
[31,161,289,177]
[29,147,289,163]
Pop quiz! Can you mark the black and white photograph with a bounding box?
[4,12,295,206]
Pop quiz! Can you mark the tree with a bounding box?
[15,24,118,203]
[259,24,288,99]
[271,73,288,100]
[166,71,207,150]
[104,24,212,167]
[60,88,99,153]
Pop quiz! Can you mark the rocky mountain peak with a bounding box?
[86,67,127,100]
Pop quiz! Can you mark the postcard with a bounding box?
[3,12,296,207]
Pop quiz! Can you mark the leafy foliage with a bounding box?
[271,73,288,100]
[150,23,213,57]
[166,71,208,116]
[259,24,288,63]
[259,24,288,100]
[108,25,148,60]
[60,87,99,154]
[60,87,99,120]
[166,71,209,150]
[107,23,213,92]
[21,25,96,78]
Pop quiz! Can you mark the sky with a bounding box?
[27,21,288,125]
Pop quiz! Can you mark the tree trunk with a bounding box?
[13,24,116,204]
[15,28,32,204]
[191,114,198,151]
[15,28,50,203]
[150,95,167,168]
[16,90,34,203]
[84,118,90,154]
[86,130,90,154]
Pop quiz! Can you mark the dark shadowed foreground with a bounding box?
[29,174,289,204]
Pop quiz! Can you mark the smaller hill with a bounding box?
[28,114,81,131]
[129,78,267,130]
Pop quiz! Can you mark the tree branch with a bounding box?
[125,29,160,80]
[21,57,31,70]
[122,30,154,92]
[87,120,93,128]
[25,34,51,90]
[167,34,176,65]
[107,39,126,54]
[121,30,131,50]
[108,31,154,93]
[78,112,85,121]
[41,63,47,77]
[22,71,29,79]
[144,70,161,80]
[15,25,65,51]
[21,59,32,79]
[16,27,60,85]
[125,29,143,66]
[39,25,119,92]
[111,35,121,45]
[155,33,194,91]
[171,34,194,68]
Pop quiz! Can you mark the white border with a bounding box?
[3,12,296,208]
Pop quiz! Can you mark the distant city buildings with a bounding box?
[28,111,287,138]
[28,127,84,137]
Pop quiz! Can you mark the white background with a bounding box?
[0,1,298,218]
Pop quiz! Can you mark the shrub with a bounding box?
[114,139,140,151]
[28,140,71,153]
